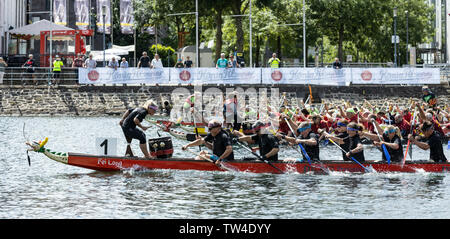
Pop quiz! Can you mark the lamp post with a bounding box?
[393,7,397,67]
[405,10,409,66]
[102,5,106,67]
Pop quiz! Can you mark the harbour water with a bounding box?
[1,116,450,219]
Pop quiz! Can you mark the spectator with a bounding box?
[267,53,280,68]
[184,56,193,68]
[151,53,163,69]
[216,53,228,69]
[174,58,184,68]
[120,57,129,68]
[52,55,64,86]
[0,57,7,84]
[228,54,239,68]
[22,54,37,85]
[137,51,150,68]
[84,54,97,69]
[72,54,84,68]
[0,57,7,70]
[108,57,119,70]
[332,57,343,69]
[422,86,437,108]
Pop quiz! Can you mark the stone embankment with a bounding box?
[0,84,449,116]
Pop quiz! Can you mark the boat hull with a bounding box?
[66,153,450,174]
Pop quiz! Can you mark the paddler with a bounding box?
[119,100,158,158]
[360,121,403,163]
[277,120,320,162]
[408,120,448,162]
[182,119,234,164]
[321,119,350,161]
[233,121,280,161]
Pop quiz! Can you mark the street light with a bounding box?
[102,5,106,67]
[393,7,397,67]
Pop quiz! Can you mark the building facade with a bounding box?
[0,0,28,57]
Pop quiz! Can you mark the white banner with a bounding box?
[78,68,169,84]
[78,67,441,85]
[351,68,441,84]
[169,68,262,84]
[261,68,349,85]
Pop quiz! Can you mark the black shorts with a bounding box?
[122,126,146,144]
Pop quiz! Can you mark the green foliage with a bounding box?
[110,0,435,66]
[149,44,176,67]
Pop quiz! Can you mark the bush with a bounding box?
[149,44,176,67]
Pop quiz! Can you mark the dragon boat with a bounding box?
[26,137,450,174]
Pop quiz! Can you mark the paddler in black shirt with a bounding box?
[182,119,234,164]
[408,121,448,162]
[233,121,280,161]
[360,122,403,163]
[321,119,351,161]
[119,100,158,158]
[278,121,320,162]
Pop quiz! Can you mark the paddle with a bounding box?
[192,109,202,151]
[22,123,31,166]
[327,138,374,173]
[235,141,284,174]
[283,118,312,165]
[402,108,417,167]
[372,121,391,164]
[184,147,229,171]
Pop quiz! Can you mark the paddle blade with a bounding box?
[26,151,31,166]
[382,144,391,164]
[408,144,413,159]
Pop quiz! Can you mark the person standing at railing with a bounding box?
[83,54,97,69]
[332,57,343,69]
[228,54,239,68]
[151,54,163,69]
[72,54,84,68]
[22,54,36,85]
[137,51,150,68]
[184,56,193,68]
[0,57,7,84]
[216,53,228,69]
[108,57,119,70]
[268,53,281,68]
[52,55,64,86]
[120,58,129,68]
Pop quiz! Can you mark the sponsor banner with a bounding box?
[169,68,261,85]
[261,68,349,85]
[120,0,134,34]
[351,68,441,84]
[97,0,111,34]
[78,68,169,84]
[75,0,90,30]
[78,67,441,85]
[54,0,67,26]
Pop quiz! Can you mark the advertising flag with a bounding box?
[75,0,90,30]
[97,0,111,34]
[120,0,134,34]
[53,0,67,26]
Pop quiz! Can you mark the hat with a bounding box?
[346,108,355,114]
[252,121,266,131]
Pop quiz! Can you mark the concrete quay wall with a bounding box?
[0,84,449,116]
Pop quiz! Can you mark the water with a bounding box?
[1,116,450,219]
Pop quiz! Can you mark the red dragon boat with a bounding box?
[26,137,450,174]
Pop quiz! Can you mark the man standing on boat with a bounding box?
[408,121,448,162]
[233,121,280,161]
[119,100,158,158]
[182,119,234,164]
